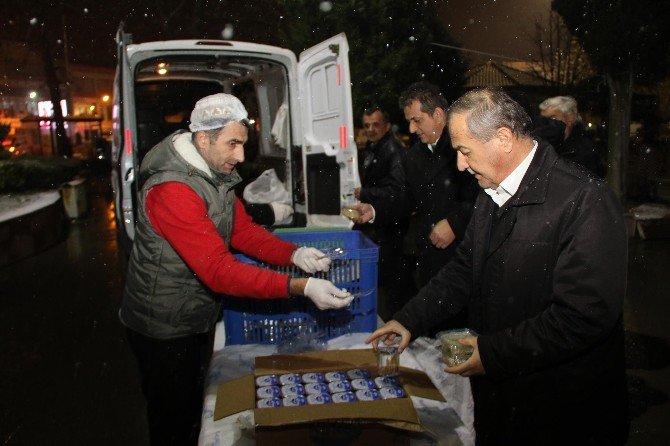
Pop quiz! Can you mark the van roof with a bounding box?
[126,39,296,61]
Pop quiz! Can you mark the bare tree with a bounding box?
[530,10,592,92]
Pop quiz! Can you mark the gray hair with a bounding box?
[399,81,449,115]
[447,88,533,142]
[539,96,582,122]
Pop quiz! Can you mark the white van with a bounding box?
[111,25,360,252]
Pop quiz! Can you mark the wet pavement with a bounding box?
[1,172,669,445]
[0,173,148,445]
[623,237,670,445]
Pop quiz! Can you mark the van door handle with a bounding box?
[305,135,337,157]
[125,168,135,182]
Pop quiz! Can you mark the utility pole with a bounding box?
[61,14,71,95]
[41,28,71,158]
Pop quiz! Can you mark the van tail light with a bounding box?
[339,126,347,149]
[125,128,132,155]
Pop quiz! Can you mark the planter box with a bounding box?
[0,191,65,268]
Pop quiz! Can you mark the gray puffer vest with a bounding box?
[120,131,241,339]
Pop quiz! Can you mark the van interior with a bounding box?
[132,55,297,204]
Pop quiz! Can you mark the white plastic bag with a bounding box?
[242,169,290,204]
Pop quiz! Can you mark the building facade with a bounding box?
[0,39,113,158]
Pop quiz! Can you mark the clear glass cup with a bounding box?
[438,328,478,367]
[376,344,400,377]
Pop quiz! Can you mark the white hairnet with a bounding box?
[188,93,249,132]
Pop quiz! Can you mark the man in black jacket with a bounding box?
[355,107,415,316]
[539,95,604,177]
[353,82,477,327]
[366,89,628,445]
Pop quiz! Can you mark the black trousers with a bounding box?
[419,245,468,335]
[126,328,214,446]
[376,222,416,317]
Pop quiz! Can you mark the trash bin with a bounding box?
[60,178,88,219]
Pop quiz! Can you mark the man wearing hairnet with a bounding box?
[120,93,353,445]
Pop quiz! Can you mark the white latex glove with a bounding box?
[269,202,293,222]
[291,247,331,273]
[304,278,354,310]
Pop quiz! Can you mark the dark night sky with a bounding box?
[436,0,553,65]
[0,0,554,68]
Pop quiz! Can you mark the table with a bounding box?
[199,323,475,446]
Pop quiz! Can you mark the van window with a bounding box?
[133,55,291,184]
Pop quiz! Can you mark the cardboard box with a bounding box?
[255,422,413,446]
[214,348,445,439]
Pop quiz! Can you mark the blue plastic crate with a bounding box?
[222,230,378,345]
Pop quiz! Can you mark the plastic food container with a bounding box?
[438,328,478,367]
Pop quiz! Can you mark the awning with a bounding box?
[20,115,103,123]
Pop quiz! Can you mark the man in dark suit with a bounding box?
[353,82,477,328]
[367,88,629,445]
[355,107,414,317]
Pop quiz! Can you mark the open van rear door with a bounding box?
[112,23,137,250]
[298,33,360,227]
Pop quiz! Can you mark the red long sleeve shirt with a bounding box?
[145,182,296,298]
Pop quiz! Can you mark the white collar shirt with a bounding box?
[484,140,538,207]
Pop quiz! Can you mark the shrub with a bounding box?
[0,155,84,193]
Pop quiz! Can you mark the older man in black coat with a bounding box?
[539,95,604,178]
[367,89,629,445]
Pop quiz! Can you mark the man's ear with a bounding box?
[433,107,446,124]
[496,127,514,153]
[194,131,207,150]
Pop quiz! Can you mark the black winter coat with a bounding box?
[558,122,604,178]
[395,141,629,445]
[376,132,478,283]
[359,131,406,210]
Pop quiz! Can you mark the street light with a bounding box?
[102,95,110,102]
[29,91,37,99]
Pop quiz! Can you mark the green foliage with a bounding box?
[278,0,466,125]
[552,0,670,85]
[0,156,84,193]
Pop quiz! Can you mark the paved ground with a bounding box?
[1,172,668,445]
[0,174,148,445]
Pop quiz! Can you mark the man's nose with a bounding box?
[409,121,418,133]
[456,151,468,172]
[234,146,245,162]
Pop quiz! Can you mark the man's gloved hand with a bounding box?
[304,278,354,310]
[291,247,331,273]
